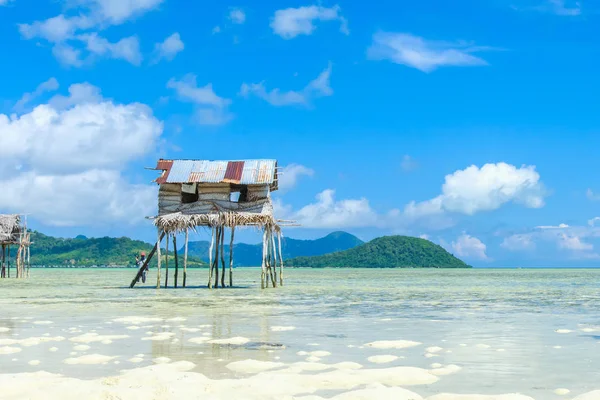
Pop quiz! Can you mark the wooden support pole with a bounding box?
[183,229,188,288]
[27,240,31,278]
[1,245,5,279]
[156,230,163,289]
[208,227,215,289]
[173,235,179,288]
[229,227,235,287]
[261,229,267,289]
[164,232,170,289]
[7,245,10,278]
[278,231,284,286]
[220,226,225,288]
[130,233,164,288]
[269,231,276,288]
[271,231,278,287]
[214,226,221,289]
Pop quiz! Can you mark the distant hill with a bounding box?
[286,236,471,268]
[24,232,205,267]
[186,231,364,267]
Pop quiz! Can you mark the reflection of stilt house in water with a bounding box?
[130,159,291,289]
[0,215,31,279]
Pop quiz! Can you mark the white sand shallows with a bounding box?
[0,327,10,333]
[0,359,450,399]
[554,389,570,395]
[226,360,285,374]
[28,360,41,366]
[0,346,22,355]
[208,337,250,345]
[270,326,296,332]
[33,321,53,325]
[367,355,398,364]
[142,332,175,341]
[64,354,117,365]
[112,317,163,325]
[153,357,171,364]
[188,337,211,344]
[427,395,534,400]
[128,357,144,363]
[364,340,421,350]
[69,333,128,344]
[555,329,573,334]
[49,347,58,352]
[73,345,90,352]
[426,346,443,353]
[573,391,600,399]
[0,336,65,347]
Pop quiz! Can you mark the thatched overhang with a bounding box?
[0,214,22,244]
[153,212,283,234]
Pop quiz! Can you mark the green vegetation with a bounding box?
[187,231,364,267]
[25,232,206,267]
[286,236,471,268]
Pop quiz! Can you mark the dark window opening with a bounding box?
[181,183,198,204]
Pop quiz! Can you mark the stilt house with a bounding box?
[0,214,31,279]
[130,159,289,289]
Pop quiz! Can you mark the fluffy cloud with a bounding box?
[153,32,184,63]
[451,234,490,261]
[278,164,314,191]
[278,190,379,229]
[167,75,233,125]
[228,7,246,24]
[240,63,332,107]
[0,81,162,226]
[501,234,535,251]
[78,33,142,65]
[519,0,582,16]
[270,5,348,39]
[13,78,59,113]
[502,221,600,259]
[19,0,163,66]
[404,163,546,218]
[367,32,493,73]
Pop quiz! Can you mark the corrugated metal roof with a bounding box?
[154,159,278,186]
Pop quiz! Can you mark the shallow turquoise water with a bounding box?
[1,268,600,398]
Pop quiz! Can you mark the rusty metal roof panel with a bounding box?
[256,160,276,184]
[223,161,245,184]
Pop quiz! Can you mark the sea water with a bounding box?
[1,268,599,399]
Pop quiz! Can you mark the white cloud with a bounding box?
[558,233,592,251]
[586,188,600,201]
[167,74,233,125]
[404,163,545,218]
[501,234,536,251]
[240,63,333,107]
[536,223,569,229]
[546,0,581,15]
[278,164,315,191]
[0,82,162,226]
[78,33,142,65]
[368,32,493,73]
[228,7,246,24]
[270,5,349,39]
[153,32,184,63]
[13,78,59,113]
[0,0,13,5]
[588,217,600,227]
[401,155,418,172]
[419,234,430,240]
[212,26,221,34]
[19,0,163,66]
[280,189,379,229]
[452,233,490,261]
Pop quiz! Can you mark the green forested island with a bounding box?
[18,231,469,268]
[286,236,471,268]
[25,232,205,267]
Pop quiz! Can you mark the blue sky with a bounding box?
[0,0,598,266]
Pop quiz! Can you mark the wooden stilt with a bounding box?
[214,226,221,289]
[269,231,276,287]
[1,245,5,279]
[183,229,188,288]
[229,227,235,287]
[220,226,225,287]
[156,229,163,289]
[261,229,267,289]
[129,231,165,288]
[164,233,170,289]
[271,231,278,287]
[7,245,10,278]
[278,231,284,286]
[173,235,179,288]
[27,237,31,278]
[208,227,215,289]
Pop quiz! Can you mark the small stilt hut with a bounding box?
[0,214,31,279]
[130,159,291,289]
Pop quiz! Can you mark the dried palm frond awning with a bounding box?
[0,214,21,243]
[153,211,287,233]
